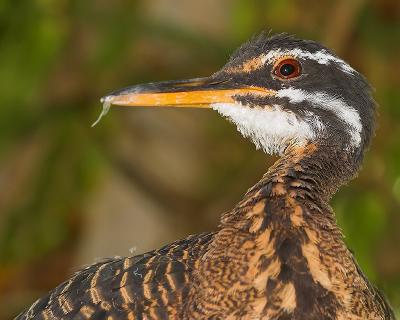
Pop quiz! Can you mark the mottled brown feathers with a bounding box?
[17,233,214,319]
[16,144,395,320]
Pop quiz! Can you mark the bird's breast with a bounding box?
[183,187,384,320]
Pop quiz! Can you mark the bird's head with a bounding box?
[99,33,375,162]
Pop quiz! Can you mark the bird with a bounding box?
[16,33,396,320]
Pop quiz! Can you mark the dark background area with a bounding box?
[0,0,399,318]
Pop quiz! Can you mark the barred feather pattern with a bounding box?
[16,146,395,320]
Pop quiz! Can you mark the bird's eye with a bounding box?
[273,59,302,80]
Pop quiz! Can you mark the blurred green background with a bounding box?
[0,0,399,318]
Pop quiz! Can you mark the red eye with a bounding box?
[273,59,302,79]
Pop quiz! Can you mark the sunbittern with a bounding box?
[17,34,395,320]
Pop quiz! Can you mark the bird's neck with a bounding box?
[249,143,359,204]
[186,144,375,318]
[217,143,359,236]
[219,143,360,229]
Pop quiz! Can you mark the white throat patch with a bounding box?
[211,103,319,155]
[211,88,361,154]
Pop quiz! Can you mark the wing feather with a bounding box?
[15,233,214,319]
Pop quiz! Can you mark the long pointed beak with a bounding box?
[93,77,274,126]
[102,77,275,107]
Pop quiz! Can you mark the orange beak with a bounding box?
[93,77,274,126]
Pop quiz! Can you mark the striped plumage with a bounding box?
[17,33,396,319]
[19,233,213,319]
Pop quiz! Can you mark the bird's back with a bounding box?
[16,233,214,320]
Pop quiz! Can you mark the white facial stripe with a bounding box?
[261,48,355,74]
[211,102,320,155]
[276,88,362,147]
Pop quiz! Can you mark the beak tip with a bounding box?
[92,95,114,127]
[100,95,110,103]
[100,94,117,105]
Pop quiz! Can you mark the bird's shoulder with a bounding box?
[16,232,214,320]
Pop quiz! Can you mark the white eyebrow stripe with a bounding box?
[260,48,355,74]
[276,88,362,147]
